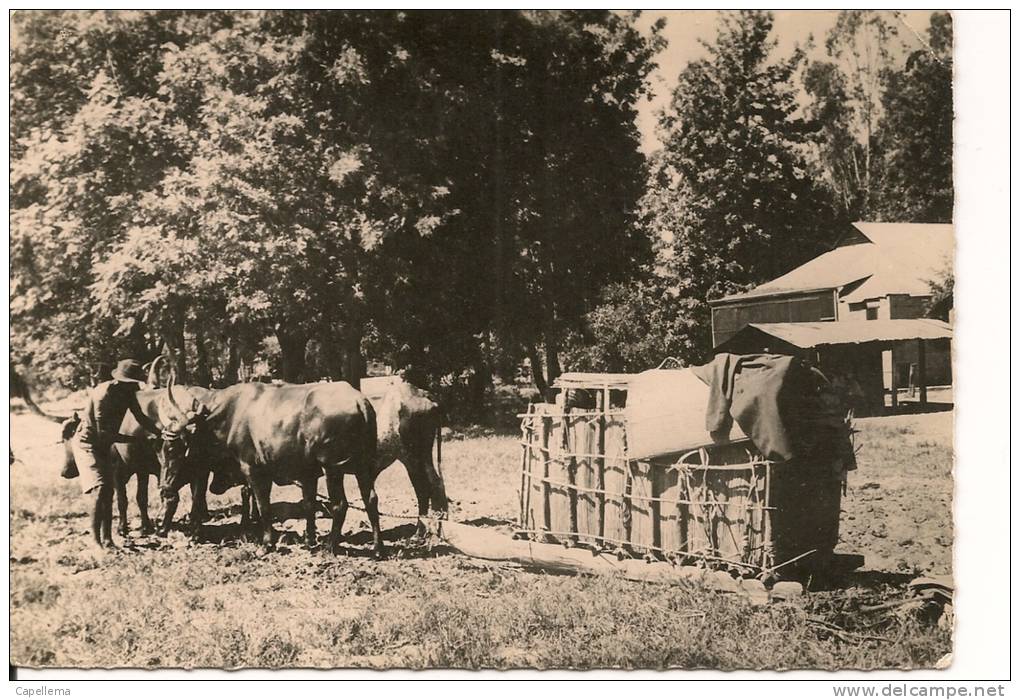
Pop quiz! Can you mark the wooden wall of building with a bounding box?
[711,291,836,346]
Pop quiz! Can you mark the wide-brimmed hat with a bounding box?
[111,359,146,384]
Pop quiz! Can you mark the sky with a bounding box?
[632,10,939,154]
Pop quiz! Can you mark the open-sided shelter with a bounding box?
[708,223,953,411]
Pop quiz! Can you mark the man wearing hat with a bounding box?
[71,358,162,551]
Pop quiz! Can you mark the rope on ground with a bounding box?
[312,491,425,521]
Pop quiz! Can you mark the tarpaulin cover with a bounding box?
[625,354,854,464]
[692,353,852,463]
[624,368,748,460]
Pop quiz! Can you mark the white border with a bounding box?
[5,5,1014,690]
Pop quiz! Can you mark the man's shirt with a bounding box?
[77,380,159,447]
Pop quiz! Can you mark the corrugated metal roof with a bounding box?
[712,222,954,305]
[721,319,953,350]
[841,223,954,303]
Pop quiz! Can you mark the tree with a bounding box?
[12,11,451,387]
[561,277,694,374]
[377,11,663,395]
[803,60,870,217]
[876,12,953,223]
[925,261,954,322]
[805,11,901,219]
[11,10,664,401]
[635,11,840,366]
[11,11,204,386]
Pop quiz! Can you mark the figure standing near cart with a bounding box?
[70,359,162,552]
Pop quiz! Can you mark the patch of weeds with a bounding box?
[218,627,250,668]
[13,579,61,609]
[253,634,301,667]
[420,603,498,667]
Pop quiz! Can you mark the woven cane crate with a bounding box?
[517,398,844,578]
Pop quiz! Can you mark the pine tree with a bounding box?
[644,11,840,363]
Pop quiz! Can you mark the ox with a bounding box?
[59,388,212,539]
[368,378,448,531]
[158,380,381,556]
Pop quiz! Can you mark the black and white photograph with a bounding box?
[6,8,1009,680]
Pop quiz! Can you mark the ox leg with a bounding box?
[404,460,431,539]
[159,492,180,537]
[188,477,208,543]
[300,478,319,550]
[422,453,449,514]
[325,473,349,554]
[240,486,263,542]
[137,472,155,536]
[250,476,276,548]
[356,472,385,560]
[240,486,252,538]
[115,474,130,537]
[191,470,210,527]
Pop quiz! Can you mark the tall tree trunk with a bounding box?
[543,301,562,386]
[223,335,240,388]
[126,320,149,361]
[192,325,212,388]
[544,340,562,386]
[341,323,365,390]
[314,332,345,382]
[527,344,549,399]
[164,310,187,382]
[276,323,308,384]
[467,353,492,415]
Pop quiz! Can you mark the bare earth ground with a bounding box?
[9,404,953,670]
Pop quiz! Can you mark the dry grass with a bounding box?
[10,401,953,670]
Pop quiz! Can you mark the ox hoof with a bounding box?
[156,528,170,538]
[140,524,156,537]
[373,547,387,561]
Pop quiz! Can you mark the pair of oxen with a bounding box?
[59,361,447,559]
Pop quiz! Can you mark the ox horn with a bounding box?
[165,369,189,422]
[146,355,169,388]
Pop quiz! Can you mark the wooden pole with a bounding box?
[596,388,607,546]
[623,463,634,549]
[651,463,662,552]
[518,404,532,527]
[890,351,898,409]
[432,520,746,593]
[564,410,579,545]
[918,339,928,407]
[541,413,552,539]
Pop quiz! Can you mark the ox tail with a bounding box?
[435,419,443,480]
[11,368,69,423]
[428,407,448,514]
[363,397,378,477]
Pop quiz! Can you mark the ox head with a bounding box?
[156,373,210,498]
